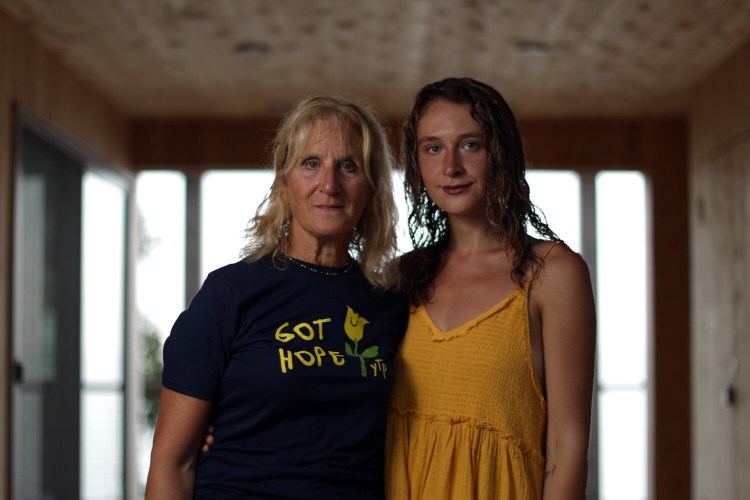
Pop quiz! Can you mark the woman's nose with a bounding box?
[319,165,339,193]
[442,149,464,176]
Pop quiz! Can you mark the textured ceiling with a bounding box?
[3,0,750,119]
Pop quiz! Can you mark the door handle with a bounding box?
[13,360,23,383]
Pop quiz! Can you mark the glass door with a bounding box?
[12,124,131,499]
[13,128,84,498]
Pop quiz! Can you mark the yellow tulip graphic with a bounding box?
[344,306,369,342]
[343,306,379,377]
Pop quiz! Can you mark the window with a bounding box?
[526,170,582,252]
[595,172,649,500]
[133,171,186,490]
[80,171,127,498]
[528,169,649,499]
[200,170,274,279]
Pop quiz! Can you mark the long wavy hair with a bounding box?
[400,77,562,305]
[243,96,399,288]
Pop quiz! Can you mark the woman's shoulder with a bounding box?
[530,240,591,290]
[203,257,279,289]
[208,257,260,276]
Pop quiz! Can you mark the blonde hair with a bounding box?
[243,96,399,288]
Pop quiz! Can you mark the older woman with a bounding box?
[145,96,409,499]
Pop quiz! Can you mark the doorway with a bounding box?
[12,116,132,500]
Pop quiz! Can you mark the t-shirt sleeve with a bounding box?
[162,271,237,401]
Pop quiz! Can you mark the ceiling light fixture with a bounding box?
[235,41,271,57]
[516,41,549,58]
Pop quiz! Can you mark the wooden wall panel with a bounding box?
[691,145,750,500]
[129,117,405,171]
[5,18,129,163]
[691,40,750,160]
[638,121,691,500]
[130,119,279,170]
[690,37,750,500]
[522,119,641,169]
[0,6,129,498]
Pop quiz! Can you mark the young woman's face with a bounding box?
[416,99,490,220]
[284,120,370,250]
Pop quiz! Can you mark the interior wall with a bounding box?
[0,6,129,497]
[690,37,750,500]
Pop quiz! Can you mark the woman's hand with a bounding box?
[201,424,215,453]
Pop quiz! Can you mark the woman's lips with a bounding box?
[316,204,343,210]
[442,184,470,195]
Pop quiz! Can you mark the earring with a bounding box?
[275,215,291,251]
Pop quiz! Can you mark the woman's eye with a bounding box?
[425,145,441,154]
[303,159,319,169]
[463,142,480,151]
[338,161,360,177]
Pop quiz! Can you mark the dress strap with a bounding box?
[539,241,561,262]
[525,241,562,288]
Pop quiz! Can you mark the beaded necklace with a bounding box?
[287,256,354,276]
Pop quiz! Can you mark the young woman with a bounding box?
[386,78,596,499]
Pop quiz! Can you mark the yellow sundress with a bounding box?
[386,281,546,499]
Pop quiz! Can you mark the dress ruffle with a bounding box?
[386,409,545,500]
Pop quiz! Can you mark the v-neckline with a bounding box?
[418,286,527,339]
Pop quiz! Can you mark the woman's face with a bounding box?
[416,99,490,221]
[283,120,370,251]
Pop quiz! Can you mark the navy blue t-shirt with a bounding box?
[162,257,408,499]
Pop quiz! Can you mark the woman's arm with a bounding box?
[536,248,597,500]
[145,387,213,500]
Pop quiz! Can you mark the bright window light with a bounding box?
[80,171,126,499]
[391,169,413,255]
[134,170,186,489]
[135,171,187,340]
[200,170,274,280]
[596,171,648,500]
[526,170,581,253]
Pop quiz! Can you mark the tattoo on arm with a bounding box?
[544,464,557,481]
